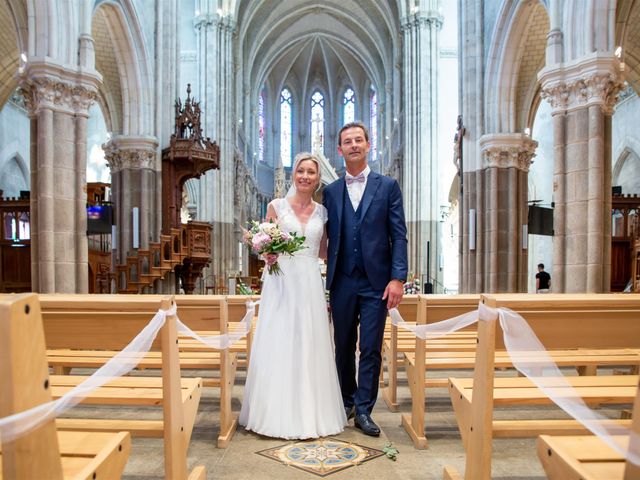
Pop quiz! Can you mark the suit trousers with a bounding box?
[330,268,388,415]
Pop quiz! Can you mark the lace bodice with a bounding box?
[271,198,326,258]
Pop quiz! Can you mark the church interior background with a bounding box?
[0,0,639,296]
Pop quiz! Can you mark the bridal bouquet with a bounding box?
[243,220,306,275]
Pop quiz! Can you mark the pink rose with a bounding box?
[252,232,271,251]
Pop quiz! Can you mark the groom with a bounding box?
[323,121,408,436]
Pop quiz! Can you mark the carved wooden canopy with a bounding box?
[162,84,220,232]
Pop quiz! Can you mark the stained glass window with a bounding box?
[280,88,292,167]
[258,89,265,163]
[311,90,324,155]
[370,88,378,161]
[343,87,355,124]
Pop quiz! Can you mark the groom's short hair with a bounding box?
[338,121,369,145]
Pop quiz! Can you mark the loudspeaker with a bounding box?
[528,205,554,236]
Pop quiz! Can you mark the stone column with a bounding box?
[20,62,100,293]
[74,107,90,293]
[103,136,159,265]
[458,0,485,294]
[195,12,237,280]
[539,53,624,292]
[401,9,442,287]
[477,134,537,292]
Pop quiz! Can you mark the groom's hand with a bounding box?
[382,279,404,310]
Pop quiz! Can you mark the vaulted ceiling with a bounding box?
[0,0,19,108]
[236,0,400,105]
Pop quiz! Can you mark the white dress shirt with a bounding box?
[345,165,370,211]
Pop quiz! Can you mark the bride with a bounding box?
[239,152,347,439]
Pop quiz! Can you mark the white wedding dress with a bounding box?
[239,198,347,439]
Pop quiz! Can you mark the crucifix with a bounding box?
[311,113,324,154]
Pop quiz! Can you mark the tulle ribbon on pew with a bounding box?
[0,303,174,442]
[388,303,640,466]
[177,300,257,349]
[0,300,257,442]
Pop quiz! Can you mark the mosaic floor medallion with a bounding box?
[257,438,384,477]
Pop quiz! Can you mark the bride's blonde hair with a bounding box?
[291,152,322,192]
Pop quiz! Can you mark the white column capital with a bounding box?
[480,133,538,172]
[18,58,101,116]
[401,12,443,32]
[538,52,625,115]
[103,135,159,172]
[193,13,236,33]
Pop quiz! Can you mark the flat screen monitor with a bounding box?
[87,205,113,235]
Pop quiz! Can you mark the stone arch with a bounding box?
[184,178,199,219]
[485,0,549,134]
[613,147,640,194]
[4,0,27,54]
[92,0,153,136]
[0,153,29,198]
[0,0,22,108]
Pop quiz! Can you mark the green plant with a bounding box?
[382,443,399,461]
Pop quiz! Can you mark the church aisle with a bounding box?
[109,370,548,479]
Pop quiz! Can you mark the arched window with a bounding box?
[369,88,378,161]
[343,87,355,125]
[258,89,266,163]
[310,90,325,155]
[280,88,293,167]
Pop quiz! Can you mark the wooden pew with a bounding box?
[381,294,418,411]
[399,294,480,447]
[37,294,206,479]
[444,293,640,480]
[177,294,259,370]
[43,294,253,449]
[0,293,131,479]
[403,294,640,449]
[383,294,480,413]
[537,377,640,479]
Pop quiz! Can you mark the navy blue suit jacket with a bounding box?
[323,171,408,291]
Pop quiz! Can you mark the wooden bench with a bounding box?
[37,294,206,479]
[0,293,131,479]
[537,377,640,479]
[42,294,256,449]
[382,294,480,413]
[176,294,259,371]
[444,293,640,480]
[401,294,640,449]
[397,295,480,447]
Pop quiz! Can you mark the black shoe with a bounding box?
[345,406,355,420]
[354,414,380,437]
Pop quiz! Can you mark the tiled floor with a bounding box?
[70,367,566,480]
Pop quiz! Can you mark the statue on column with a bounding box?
[453,115,465,176]
[274,158,286,198]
